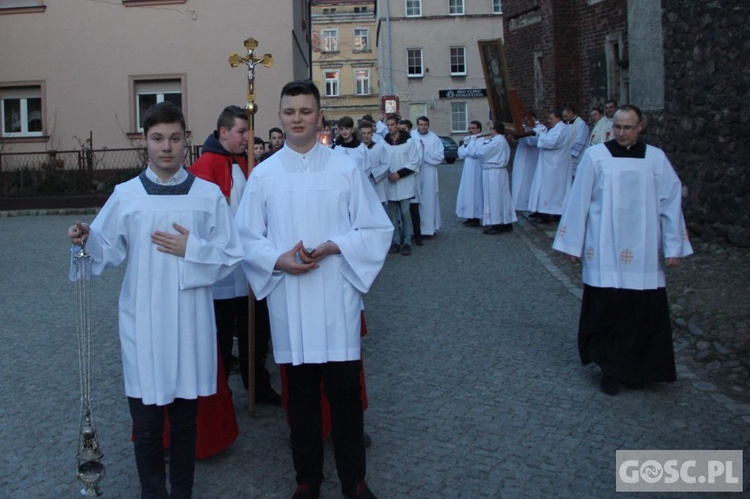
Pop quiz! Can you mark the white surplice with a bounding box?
[385,135,421,202]
[365,141,391,204]
[455,134,484,219]
[590,117,613,145]
[412,130,445,235]
[468,133,517,226]
[552,143,693,289]
[70,174,244,405]
[568,115,591,176]
[527,121,572,215]
[511,133,540,211]
[235,143,394,366]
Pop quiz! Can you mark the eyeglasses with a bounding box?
[612,123,641,132]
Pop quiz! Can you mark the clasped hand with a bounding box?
[275,240,340,275]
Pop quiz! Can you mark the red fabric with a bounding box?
[189,152,249,198]
[281,311,369,439]
[162,352,239,459]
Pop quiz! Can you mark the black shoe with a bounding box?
[421,234,433,240]
[483,226,503,235]
[414,235,424,246]
[255,389,282,406]
[292,483,320,499]
[601,375,620,396]
[363,432,372,448]
[343,481,377,499]
[401,244,411,256]
[388,243,400,254]
[463,218,480,227]
[500,224,514,233]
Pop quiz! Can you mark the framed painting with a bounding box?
[478,38,521,132]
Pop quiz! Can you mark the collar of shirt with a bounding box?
[145,164,189,185]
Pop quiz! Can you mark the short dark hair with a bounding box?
[358,121,375,131]
[615,104,643,123]
[563,104,576,114]
[217,105,247,132]
[469,120,482,132]
[362,114,375,122]
[399,119,413,130]
[280,80,321,109]
[386,113,401,124]
[591,106,603,114]
[254,136,265,145]
[416,116,429,125]
[338,116,354,128]
[550,109,564,120]
[492,121,505,134]
[268,127,283,138]
[142,101,185,135]
[605,99,618,107]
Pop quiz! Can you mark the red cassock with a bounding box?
[162,350,239,459]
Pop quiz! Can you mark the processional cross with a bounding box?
[228,37,272,418]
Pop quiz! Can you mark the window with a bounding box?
[407,49,424,78]
[323,8,336,14]
[1,85,43,137]
[324,71,340,97]
[449,0,464,15]
[410,104,427,122]
[132,78,183,132]
[450,47,466,76]
[354,28,369,51]
[322,29,339,52]
[355,69,371,96]
[492,0,502,14]
[450,102,468,133]
[0,0,45,14]
[406,0,421,17]
[354,6,367,13]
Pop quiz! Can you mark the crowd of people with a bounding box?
[455,100,693,398]
[65,85,692,497]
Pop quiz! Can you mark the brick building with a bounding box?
[502,0,750,246]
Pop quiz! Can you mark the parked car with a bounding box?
[439,136,458,164]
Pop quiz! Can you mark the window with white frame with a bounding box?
[407,49,424,78]
[1,85,43,137]
[406,0,421,17]
[355,69,371,96]
[450,102,468,133]
[322,29,339,52]
[449,0,464,15]
[134,79,182,132]
[492,0,502,14]
[324,70,340,97]
[354,28,369,51]
[450,47,467,76]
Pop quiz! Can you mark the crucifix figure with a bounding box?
[228,37,272,418]
[229,37,274,129]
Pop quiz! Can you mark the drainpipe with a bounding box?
[385,0,393,95]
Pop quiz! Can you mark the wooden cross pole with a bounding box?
[229,37,273,418]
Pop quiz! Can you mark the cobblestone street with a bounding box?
[1,162,748,498]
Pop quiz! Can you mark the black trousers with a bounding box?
[286,361,365,490]
[410,202,422,238]
[128,397,198,499]
[214,296,272,392]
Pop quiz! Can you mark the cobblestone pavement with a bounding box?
[1,162,748,498]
